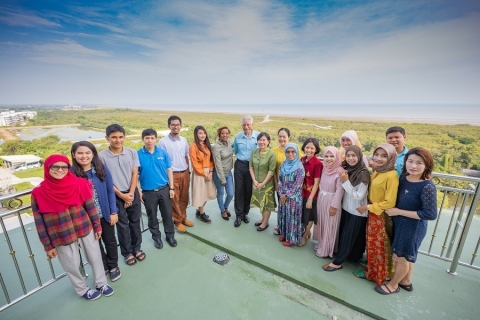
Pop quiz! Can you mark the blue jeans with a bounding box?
[213,170,234,212]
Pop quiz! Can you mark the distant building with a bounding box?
[0,111,37,126]
[0,155,42,171]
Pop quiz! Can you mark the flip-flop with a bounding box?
[399,283,413,291]
[353,269,366,279]
[134,250,146,261]
[125,254,137,266]
[323,265,343,272]
[375,284,400,295]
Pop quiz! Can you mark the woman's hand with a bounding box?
[329,206,337,216]
[385,208,400,216]
[280,195,287,205]
[339,171,349,182]
[357,205,368,214]
[253,180,261,189]
[306,198,313,209]
[47,248,58,259]
[95,231,102,240]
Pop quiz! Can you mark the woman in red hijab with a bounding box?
[32,154,114,300]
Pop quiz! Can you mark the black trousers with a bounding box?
[142,186,175,240]
[234,160,252,217]
[115,189,142,258]
[332,209,367,265]
[99,217,119,271]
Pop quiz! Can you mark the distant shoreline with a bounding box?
[97,106,477,127]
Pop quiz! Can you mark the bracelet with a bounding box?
[169,188,174,190]
[307,199,313,202]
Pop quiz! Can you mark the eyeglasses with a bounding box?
[50,165,69,171]
[170,123,181,127]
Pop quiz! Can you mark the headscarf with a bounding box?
[373,143,397,173]
[322,146,343,175]
[339,130,363,161]
[32,154,93,213]
[280,143,302,175]
[342,146,370,186]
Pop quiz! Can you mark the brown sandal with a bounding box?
[125,254,137,266]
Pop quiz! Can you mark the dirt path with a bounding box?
[0,128,19,141]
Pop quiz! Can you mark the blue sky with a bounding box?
[1,0,479,105]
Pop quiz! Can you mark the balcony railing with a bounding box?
[1,172,479,311]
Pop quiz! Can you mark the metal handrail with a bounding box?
[1,171,480,311]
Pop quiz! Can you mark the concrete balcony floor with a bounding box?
[1,199,478,320]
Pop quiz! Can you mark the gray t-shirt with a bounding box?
[99,147,140,192]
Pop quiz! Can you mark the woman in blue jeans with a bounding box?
[212,126,234,220]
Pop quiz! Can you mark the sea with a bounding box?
[121,104,480,126]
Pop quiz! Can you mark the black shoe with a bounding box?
[198,213,211,224]
[221,211,229,221]
[257,224,269,232]
[154,239,163,249]
[254,221,262,227]
[225,209,231,217]
[242,215,250,223]
[234,216,242,227]
[166,237,177,247]
[195,209,201,218]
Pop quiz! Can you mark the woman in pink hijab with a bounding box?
[313,146,345,258]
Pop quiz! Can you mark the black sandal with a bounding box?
[125,254,137,266]
[134,250,146,261]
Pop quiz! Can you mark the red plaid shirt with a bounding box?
[32,195,101,252]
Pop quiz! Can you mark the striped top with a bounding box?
[32,196,101,252]
[341,180,368,217]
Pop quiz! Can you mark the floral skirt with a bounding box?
[364,211,394,286]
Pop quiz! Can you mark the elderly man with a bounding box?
[233,115,259,227]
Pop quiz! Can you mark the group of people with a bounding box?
[32,114,438,301]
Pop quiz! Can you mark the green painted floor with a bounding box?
[1,199,479,320]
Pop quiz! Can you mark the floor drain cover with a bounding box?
[213,252,230,265]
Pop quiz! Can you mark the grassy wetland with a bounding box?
[1,107,479,178]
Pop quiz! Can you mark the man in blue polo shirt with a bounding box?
[233,115,259,227]
[137,128,177,249]
[368,126,408,176]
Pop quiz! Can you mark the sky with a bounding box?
[0,0,479,105]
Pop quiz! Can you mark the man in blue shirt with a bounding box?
[137,128,177,248]
[233,115,259,227]
[369,126,408,176]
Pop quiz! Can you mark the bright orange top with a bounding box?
[189,142,214,176]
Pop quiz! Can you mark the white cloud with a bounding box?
[0,6,60,28]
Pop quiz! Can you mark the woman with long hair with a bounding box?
[71,141,122,280]
[190,125,217,223]
[379,147,437,294]
[212,126,234,220]
[299,138,322,247]
[32,154,114,300]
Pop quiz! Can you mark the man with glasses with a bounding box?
[233,115,259,227]
[158,115,194,233]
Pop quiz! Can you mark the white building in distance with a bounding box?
[0,111,37,126]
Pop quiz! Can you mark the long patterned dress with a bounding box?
[250,148,277,212]
[364,170,399,285]
[314,172,344,257]
[278,166,305,245]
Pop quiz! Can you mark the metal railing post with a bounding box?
[447,182,480,275]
